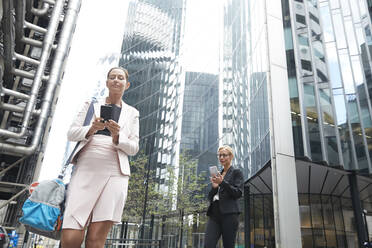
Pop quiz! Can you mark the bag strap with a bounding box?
[63,100,96,167]
[54,178,64,186]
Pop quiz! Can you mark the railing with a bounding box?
[105,238,162,248]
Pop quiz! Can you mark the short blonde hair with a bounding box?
[218,145,234,158]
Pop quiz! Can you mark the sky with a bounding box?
[39,0,221,180]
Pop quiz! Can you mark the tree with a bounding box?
[123,149,209,246]
[122,151,162,223]
[164,150,208,247]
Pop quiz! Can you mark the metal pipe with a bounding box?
[12,68,49,81]
[0,182,29,187]
[0,157,28,177]
[24,21,47,34]
[0,0,65,139]
[14,1,51,48]
[1,88,30,100]
[31,1,50,16]
[2,0,15,88]
[14,53,40,66]
[21,37,43,48]
[0,0,82,154]
[0,188,28,210]
[14,0,25,50]
[0,102,41,116]
[42,0,56,5]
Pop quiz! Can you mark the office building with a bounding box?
[180,71,219,179]
[244,0,372,247]
[220,0,250,178]
[117,0,187,244]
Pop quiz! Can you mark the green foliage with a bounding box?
[123,150,208,223]
[165,150,208,215]
[122,151,163,222]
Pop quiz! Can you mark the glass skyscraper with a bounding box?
[119,0,185,193]
[116,0,191,245]
[244,0,372,247]
[221,0,250,178]
[181,71,219,183]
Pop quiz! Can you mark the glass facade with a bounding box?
[245,0,271,177]
[221,0,250,177]
[117,0,187,244]
[114,0,246,247]
[120,0,184,178]
[54,0,372,246]
[248,194,365,247]
[181,72,219,184]
[246,0,372,246]
[279,0,372,172]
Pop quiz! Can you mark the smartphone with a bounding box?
[209,166,219,177]
[100,105,112,122]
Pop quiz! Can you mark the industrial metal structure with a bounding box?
[0,0,81,232]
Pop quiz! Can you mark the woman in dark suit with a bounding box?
[205,145,244,248]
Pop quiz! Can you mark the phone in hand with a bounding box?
[100,105,112,122]
[209,166,219,177]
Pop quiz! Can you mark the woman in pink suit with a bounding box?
[61,67,139,248]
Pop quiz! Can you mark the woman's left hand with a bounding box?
[105,120,121,137]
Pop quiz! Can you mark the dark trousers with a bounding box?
[205,201,239,248]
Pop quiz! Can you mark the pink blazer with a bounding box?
[67,98,139,176]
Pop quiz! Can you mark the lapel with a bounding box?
[118,101,130,127]
[223,166,234,183]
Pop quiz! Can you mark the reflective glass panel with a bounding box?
[320,3,335,42]
[332,11,347,49]
[304,84,323,161]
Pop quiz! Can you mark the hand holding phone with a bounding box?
[100,105,112,122]
[209,166,219,177]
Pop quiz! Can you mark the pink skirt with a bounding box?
[62,135,129,230]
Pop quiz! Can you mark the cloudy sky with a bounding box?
[39,0,220,180]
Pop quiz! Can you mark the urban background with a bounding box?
[1,0,372,247]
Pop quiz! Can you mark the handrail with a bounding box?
[105,238,162,247]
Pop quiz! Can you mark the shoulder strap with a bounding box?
[63,100,95,166]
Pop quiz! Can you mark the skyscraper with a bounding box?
[119,0,185,192]
[181,71,219,181]
[117,0,186,243]
[241,0,372,247]
[220,0,250,177]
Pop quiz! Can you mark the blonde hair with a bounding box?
[218,145,234,158]
[107,66,129,80]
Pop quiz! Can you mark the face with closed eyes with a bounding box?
[106,68,130,96]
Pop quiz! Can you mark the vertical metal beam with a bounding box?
[265,0,302,246]
[349,172,368,247]
[244,184,251,247]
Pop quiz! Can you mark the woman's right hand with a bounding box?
[210,176,219,188]
[85,117,105,138]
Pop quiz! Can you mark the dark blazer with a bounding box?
[207,166,244,216]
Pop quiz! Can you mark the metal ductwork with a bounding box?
[0,0,82,229]
[1,0,81,153]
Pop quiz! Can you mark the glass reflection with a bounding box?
[304,84,323,161]
[332,11,347,49]
[250,194,358,247]
[92,0,372,245]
